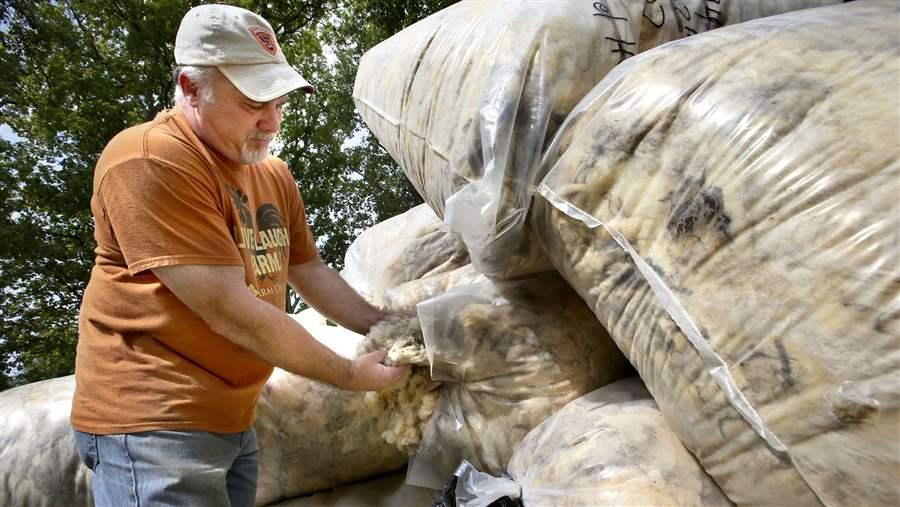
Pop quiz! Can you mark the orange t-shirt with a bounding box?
[70,108,318,434]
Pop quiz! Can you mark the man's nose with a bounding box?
[258,104,281,133]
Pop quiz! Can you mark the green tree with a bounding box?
[0,0,455,390]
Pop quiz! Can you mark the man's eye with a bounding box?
[248,103,264,110]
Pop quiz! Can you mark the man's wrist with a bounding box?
[343,356,357,390]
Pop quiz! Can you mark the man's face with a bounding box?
[192,71,288,165]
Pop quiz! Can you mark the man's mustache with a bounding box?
[247,132,275,142]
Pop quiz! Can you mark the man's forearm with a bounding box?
[210,293,356,387]
[152,264,406,391]
[151,264,358,388]
[211,290,404,392]
[289,259,386,334]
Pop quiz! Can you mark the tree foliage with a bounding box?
[0,0,456,390]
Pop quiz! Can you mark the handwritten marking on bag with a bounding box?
[592,1,636,63]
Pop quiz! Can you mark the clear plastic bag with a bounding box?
[451,378,732,507]
[255,311,408,504]
[382,263,487,313]
[507,377,732,506]
[407,273,632,489]
[341,204,468,307]
[0,376,93,507]
[534,2,900,505]
[254,368,408,504]
[354,0,839,279]
[636,0,838,50]
[438,461,522,507]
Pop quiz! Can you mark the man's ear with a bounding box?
[177,72,201,107]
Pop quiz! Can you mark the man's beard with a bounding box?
[240,131,275,165]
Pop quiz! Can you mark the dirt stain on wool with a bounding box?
[831,397,879,425]
[665,175,732,241]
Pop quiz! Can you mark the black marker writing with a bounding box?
[593,0,635,62]
[643,0,665,29]
[605,36,636,62]
[671,0,692,34]
[593,1,628,21]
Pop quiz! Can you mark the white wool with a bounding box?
[354,0,839,279]
[359,316,440,455]
[409,273,632,488]
[341,204,468,307]
[508,378,732,506]
[534,2,899,505]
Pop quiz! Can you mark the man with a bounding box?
[69,4,407,506]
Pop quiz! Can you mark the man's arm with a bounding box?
[151,264,406,391]
[288,257,387,335]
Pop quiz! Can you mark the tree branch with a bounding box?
[62,0,107,67]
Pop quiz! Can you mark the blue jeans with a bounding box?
[73,429,259,507]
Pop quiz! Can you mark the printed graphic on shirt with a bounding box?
[226,184,290,293]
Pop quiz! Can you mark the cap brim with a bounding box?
[218,62,314,102]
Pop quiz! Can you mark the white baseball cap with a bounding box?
[175,4,314,102]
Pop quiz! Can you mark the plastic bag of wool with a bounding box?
[533,2,900,505]
[448,377,732,507]
[353,0,840,279]
[407,273,633,489]
[382,263,486,313]
[0,376,92,507]
[341,203,468,308]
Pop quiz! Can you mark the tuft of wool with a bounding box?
[361,316,441,454]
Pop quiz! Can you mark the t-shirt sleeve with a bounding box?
[97,157,243,274]
[282,167,319,266]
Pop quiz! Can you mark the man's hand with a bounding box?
[347,350,409,391]
[150,263,392,391]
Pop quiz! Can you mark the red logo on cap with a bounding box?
[248,26,278,56]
